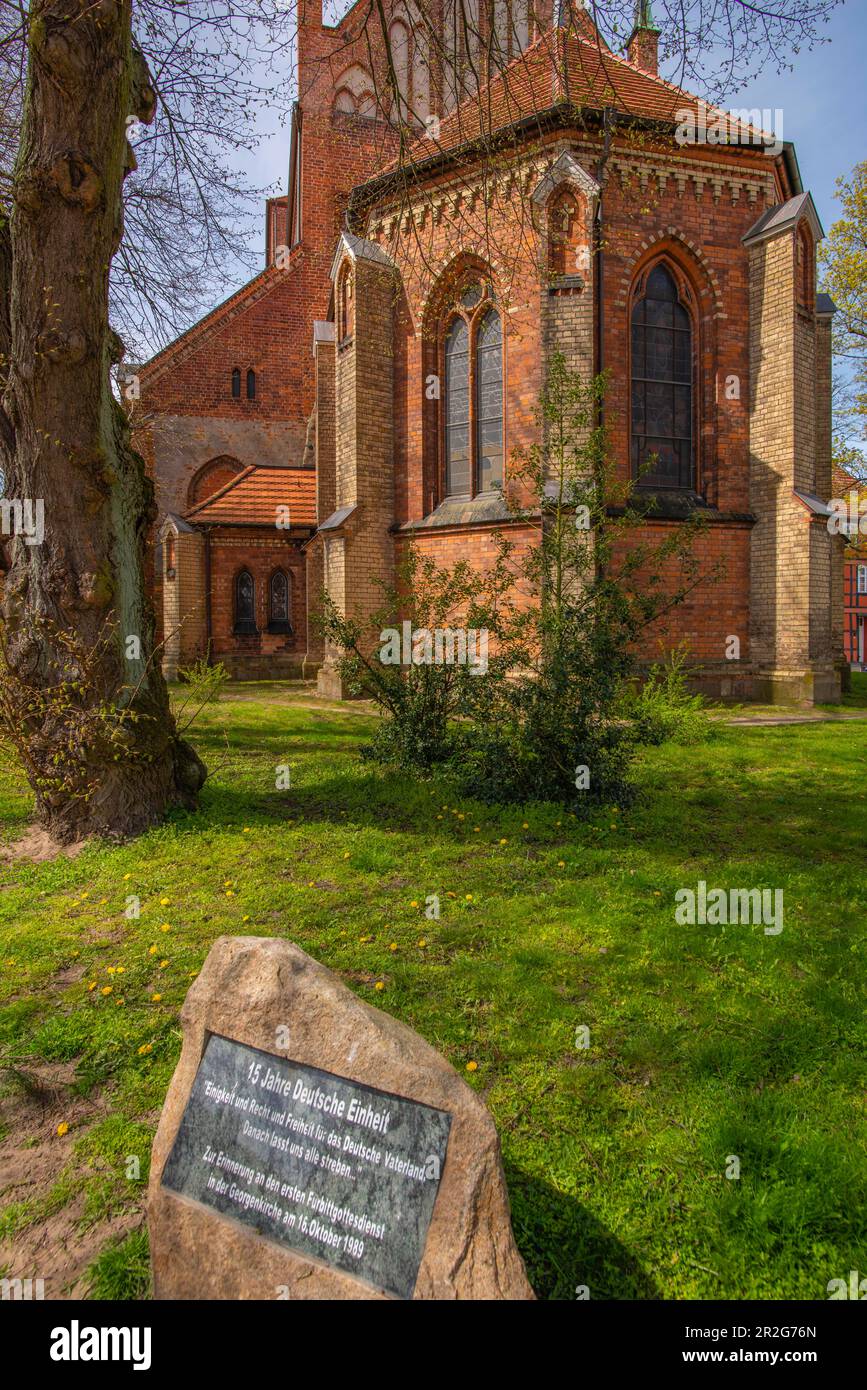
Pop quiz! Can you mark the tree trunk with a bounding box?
[0,0,205,842]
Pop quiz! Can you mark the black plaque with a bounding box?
[161,1034,451,1299]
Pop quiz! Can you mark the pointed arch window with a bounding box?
[246,369,256,400]
[442,282,503,498]
[234,569,257,635]
[231,367,241,399]
[631,262,695,490]
[338,263,354,343]
[797,224,814,313]
[268,569,293,634]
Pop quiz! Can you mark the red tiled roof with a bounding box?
[185,465,317,527]
[387,27,768,171]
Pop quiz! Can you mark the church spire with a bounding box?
[634,1,659,32]
[627,1,661,73]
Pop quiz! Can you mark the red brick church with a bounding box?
[135,0,845,703]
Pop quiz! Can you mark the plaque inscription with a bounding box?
[161,1033,452,1299]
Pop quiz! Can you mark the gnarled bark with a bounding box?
[0,0,205,842]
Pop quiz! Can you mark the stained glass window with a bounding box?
[631,264,693,489]
[269,570,292,632]
[475,308,503,492]
[445,316,470,496]
[235,570,256,634]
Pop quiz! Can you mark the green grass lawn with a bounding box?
[0,688,865,1300]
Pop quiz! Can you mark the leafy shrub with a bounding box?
[319,356,721,809]
[177,656,228,705]
[622,647,711,746]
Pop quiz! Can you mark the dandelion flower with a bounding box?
[374,981,385,992]
[101,986,112,996]
[151,993,162,1002]
[160,898,170,906]
[466,1061,478,1073]
[138,1044,153,1056]
[389,942,398,952]
[57,1122,69,1137]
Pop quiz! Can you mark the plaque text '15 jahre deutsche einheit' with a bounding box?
[161,1033,452,1299]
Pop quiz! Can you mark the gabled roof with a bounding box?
[184,465,317,527]
[138,247,304,386]
[381,26,773,174]
[330,229,394,283]
[742,190,824,247]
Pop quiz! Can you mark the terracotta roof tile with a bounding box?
[185,466,316,527]
[382,28,770,172]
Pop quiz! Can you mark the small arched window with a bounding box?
[631,262,694,490]
[246,369,256,400]
[797,224,814,313]
[338,264,354,342]
[442,280,503,498]
[231,367,241,399]
[548,190,582,277]
[268,569,293,634]
[388,19,409,118]
[234,569,257,635]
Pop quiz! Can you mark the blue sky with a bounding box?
[718,0,866,236]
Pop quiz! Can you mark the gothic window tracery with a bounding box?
[631,262,695,490]
[442,280,504,497]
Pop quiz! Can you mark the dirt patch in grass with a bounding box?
[0,1062,139,1298]
[1,825,90,864]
